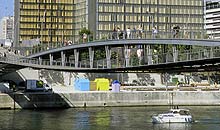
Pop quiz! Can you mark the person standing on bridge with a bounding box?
[126,27,131,39]
[137,26,143,39]
[173,26,180,38]
[152,26,158,39]
[83,33,87,43]
[133,27,137,38]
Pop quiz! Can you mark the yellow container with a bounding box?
[90,81,97,91]
[94,78,109,91]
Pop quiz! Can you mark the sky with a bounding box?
[0,0,14,19]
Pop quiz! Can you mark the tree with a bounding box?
[79,27,92,36]
[79,28,93,42]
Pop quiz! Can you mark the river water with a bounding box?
[0,106,220,130]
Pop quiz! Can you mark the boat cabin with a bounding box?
[169,109,190,115]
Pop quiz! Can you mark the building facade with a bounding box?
[205,0,220,39]
[74,0,205,40]
[14,0,74,47]
[15,0,205,47]
[0,16,14,40]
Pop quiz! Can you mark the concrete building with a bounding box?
[14,0,74,47]
[74,0,205,40]
[14,0,205,47]
[0,16,14,40]
[205,0,220,39]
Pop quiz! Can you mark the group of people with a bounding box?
[112,25,181,39]
[112,26,144,39]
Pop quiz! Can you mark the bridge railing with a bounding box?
[20,28,210,56]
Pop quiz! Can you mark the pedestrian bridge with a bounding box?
[0,38,220,75]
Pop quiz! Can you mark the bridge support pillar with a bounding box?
[38,57,42,65]
[49,54,53,66]
[105,46,111,68]
[74,49,79,68]
[147,45,152,65]
[61,51,66,66]
[89,47,94,68]
[172,46,178,62]
[124,45,130,67]
[210,47,213,58]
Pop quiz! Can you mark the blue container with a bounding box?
[74,78,90,91]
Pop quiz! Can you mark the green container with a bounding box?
[172,78,178,84]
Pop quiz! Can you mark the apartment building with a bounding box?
[74,0,205,40]
[14,0,74,47]
[205,0,220,39]
[14,0,205,47]
[0,16,14,40]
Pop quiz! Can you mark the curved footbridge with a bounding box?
[1,38,220,75]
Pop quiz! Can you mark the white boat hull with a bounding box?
[152,115,193,123]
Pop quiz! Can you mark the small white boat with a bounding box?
[152,109,193,123]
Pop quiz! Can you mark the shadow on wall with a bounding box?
[39,71,157,86]
[39,70,65,85]
[133,73,155,86]
[8,92,73,109]
[86,73,124,81]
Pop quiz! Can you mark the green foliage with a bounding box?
[78,28,93,42]
[79,49,89,60]
[79,27,92,36]
[131,53,139,66]
[111,52,117,59]
[94,48,105,60]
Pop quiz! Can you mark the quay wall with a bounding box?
[0,91,220,109]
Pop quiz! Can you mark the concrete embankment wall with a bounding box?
[0,91,220,109]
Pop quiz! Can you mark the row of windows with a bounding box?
[21,3,74,10]
[98,0,203,6]
[20,24,73,29]
[98,5,203,14]
[20,17,73,22]
[20,10,73,16]
[20,12,73,18]
[20,35,72,43]
[97,23,203,31]
[98,14,203,23]
[21,0,73,4]
[20,30,73,35]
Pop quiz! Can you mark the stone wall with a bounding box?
[0,91,220,109]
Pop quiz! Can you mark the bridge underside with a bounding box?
[1,57,220,75]
[0,62,24,76]
[5,57,218,73]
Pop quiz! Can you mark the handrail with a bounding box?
[15,28,217,57]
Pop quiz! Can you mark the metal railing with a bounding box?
[1,48,220,70]
[16,29,213,57]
